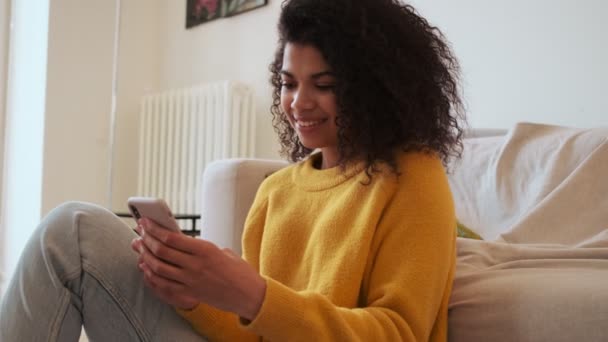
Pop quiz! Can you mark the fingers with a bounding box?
[139,227,194,269]
[131,238,140,254]
[140,218,217,256]
[222,248,241,259]
[140,268,199,310]
[140,262,187,298]
[135,236,193,285]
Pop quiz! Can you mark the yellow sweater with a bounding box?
[178,151,456,341]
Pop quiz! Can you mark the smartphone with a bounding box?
[127,197,182,232]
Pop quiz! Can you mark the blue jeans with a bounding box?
[0,202,207,341]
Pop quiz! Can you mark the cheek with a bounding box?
[280,93,293,118]
[320,94,338,118]
[279,89,286,105]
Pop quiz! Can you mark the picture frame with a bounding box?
[186,0,269,29]
[186,0,222,28]
[223,0,268,17]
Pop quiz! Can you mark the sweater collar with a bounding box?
[292,153,366,191]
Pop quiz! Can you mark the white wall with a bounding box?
[109,0,283,211]
[1,0,119,291]
[42,1,118,214]
[409,0,608,128]
[110,0,162,211]
[158,0,282,158]
[1,0,49,293]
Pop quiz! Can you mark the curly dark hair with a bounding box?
[269,0,466,176]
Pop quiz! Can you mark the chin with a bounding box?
[298,139,321,150]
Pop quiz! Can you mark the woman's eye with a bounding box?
[316,84,335,91]
[281,82,295,90]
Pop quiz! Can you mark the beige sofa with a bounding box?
[199,123,608,341]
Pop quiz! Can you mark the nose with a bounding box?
[291,87,315,111]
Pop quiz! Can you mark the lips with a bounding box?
[296,118,328,128]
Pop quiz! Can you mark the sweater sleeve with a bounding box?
[176,303,257,341]
[241,157,456,341]
[175,180,273,341]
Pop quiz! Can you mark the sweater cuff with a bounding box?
[240,277,307,339]
[176,302,233,334]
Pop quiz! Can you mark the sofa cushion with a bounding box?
[449,237,608,342]
[448,122,608,341]
[449,122,608,242]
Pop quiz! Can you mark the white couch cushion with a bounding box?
[449,122,608,242]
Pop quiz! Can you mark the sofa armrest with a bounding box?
[464,128,507,138]
[199,158,289,255]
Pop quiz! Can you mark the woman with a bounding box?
[0,0,464,340]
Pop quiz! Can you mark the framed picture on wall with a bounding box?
[186,0,269,28]
[186,0,222,28]
[224,0,268,17]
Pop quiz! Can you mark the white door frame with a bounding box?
[0,0,11,293]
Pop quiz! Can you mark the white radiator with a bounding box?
[136,81,255,228]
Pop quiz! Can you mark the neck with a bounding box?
[319,148,339,169]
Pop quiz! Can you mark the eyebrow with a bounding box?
[280,70,335,79]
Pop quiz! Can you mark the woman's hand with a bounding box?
[130,218,267,321]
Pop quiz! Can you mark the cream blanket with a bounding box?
[447,123,608,342]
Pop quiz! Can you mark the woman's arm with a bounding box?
[131,183,272,341]
[242,200,456,341]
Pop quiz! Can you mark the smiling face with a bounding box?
[280,43,340,169]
